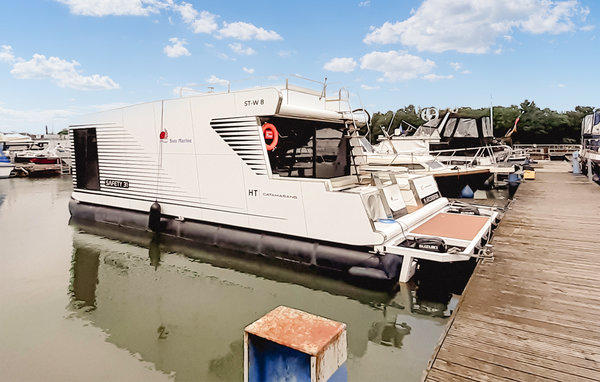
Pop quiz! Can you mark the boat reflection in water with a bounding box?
[68,219,464,382]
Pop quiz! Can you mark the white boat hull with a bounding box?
[0,163,14,178]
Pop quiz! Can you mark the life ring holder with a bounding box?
[262,123,279,151]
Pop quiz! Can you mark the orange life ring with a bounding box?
[262,123,279,151]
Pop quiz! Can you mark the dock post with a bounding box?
[244,306,347,382]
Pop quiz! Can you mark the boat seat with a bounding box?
[406,205,422,214]
[330,175,358,188]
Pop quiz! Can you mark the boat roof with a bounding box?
[0,133,33,143]
[415,114,494,139]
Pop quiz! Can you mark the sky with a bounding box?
[0,0,598,134]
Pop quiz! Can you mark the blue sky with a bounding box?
[0,0,597,134]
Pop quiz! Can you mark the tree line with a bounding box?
[363,101,594,144]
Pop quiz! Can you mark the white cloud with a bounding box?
[364,0,588,54]
[449,62,462,71]
[360,50,435,81]
[207,75,229,87]
[0,104,77,133]
[359,1,371,6]
[278,50,295,58]
[57,1,283,44]
[164,37,190,57]
[450,63,471,74]
[0,105,75,121]
[10,54,119,90]
[191,11,218,33]
[520,0,581,34]
[360,84,380,90]
[218,22,282,41]
[323,57,357,73]
[243,67,255,74]
[423,73,454,81]
[580,25,595,31]
[55,0,168,16]
[558,83,566,88]
[216,52,235,61]
[229,43,256,56]
[174,1,196,23]
[0,45,15,63]
[172,2,218,33]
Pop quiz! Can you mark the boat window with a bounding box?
[593,112,600,135]
[442,119,457,137]
[424,160,444,169]
[582,115,593,136]
[453,119,478,138]
[261,117,350,179]
[481,117,493,137]
[403,163,425,170]
[73,128,100,190]
[413,126,440,138]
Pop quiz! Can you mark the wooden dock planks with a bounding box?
[424,164,600,382]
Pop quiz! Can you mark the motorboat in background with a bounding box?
[357,136,500,197]
[358,110,517,197]
[0,133,34,152]
[0,143,14,179]
[67,78,501,288]
[1,133,71,176]
[580,109,600,182]
[375,112,514,163]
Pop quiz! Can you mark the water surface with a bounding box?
[0,177,460,381]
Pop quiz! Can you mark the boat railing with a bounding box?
[582,138,600,153]
[428,144,507,166]
[282,76,353,114]
[513,143,581,160]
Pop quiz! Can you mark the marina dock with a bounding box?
[424,161,600,382]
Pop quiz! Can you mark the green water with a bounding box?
[0,177,459,381]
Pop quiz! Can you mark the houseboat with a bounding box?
[68,81,500,287]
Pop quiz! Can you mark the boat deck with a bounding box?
[423,161,600,381]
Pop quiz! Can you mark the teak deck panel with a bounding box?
[410,213,490,241]
[423,164,600,382]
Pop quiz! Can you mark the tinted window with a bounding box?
[73,128,100,190]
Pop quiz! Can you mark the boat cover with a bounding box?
[582,112,600,136]
[414,115,493,142]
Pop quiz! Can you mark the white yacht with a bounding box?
[68,80,500,287]
[580,110,600,181]
[0,160,13,179]
[358,136,503,197]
